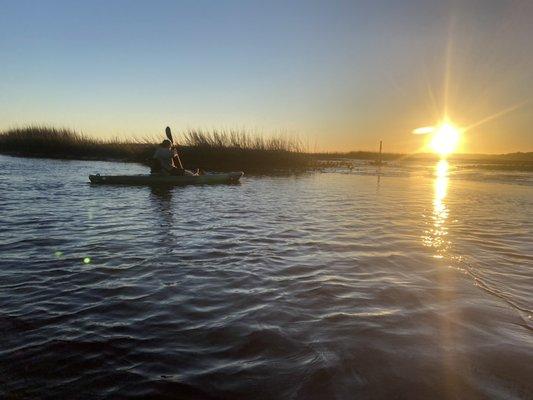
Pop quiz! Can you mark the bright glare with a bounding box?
[412,126,435,135]
[434,160,449,203]
[430,123,460,156]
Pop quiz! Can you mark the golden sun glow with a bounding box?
[430,123,461,157]
[413,121,462,157]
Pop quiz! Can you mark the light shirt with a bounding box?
[153,147,175,171]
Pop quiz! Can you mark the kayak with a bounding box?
[89,172,243,185]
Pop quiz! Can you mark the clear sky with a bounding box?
[1,0,532,153]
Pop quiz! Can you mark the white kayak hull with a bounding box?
[89,172,243,185]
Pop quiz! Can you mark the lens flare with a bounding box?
[412,126,435,135]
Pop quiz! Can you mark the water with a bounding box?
[1,155,531,399]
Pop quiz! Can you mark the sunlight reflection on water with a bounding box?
[423,160,451,258]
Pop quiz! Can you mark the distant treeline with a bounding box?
[313,150,533,162]
[311,151,402,161]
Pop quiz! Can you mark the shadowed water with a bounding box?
[0,155,531,399]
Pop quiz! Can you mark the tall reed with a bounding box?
[0,126,311,172]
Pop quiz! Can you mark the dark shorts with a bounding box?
[166,167,186,176]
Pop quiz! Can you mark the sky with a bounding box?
[1,0,532,153]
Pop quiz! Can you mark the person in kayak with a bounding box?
[153,139,197,176]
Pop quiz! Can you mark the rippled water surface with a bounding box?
[1,155,532,399]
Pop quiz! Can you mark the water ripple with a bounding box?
[0,156,532,399]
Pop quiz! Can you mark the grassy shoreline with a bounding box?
[1,126,532,172]
[0,126,313,173]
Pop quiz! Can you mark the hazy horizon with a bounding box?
[1,0,532,153]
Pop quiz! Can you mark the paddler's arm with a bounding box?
[171,144,184,169]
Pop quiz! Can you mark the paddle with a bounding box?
[165,126,173,143]
[165,126,183,169]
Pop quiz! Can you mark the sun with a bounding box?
[429,123,461,157]
[412,121,462,157]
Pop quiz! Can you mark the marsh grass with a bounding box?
[177,129,309,172]
[0,126,312,172]
[4,126,527,173]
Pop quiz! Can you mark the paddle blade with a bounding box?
[165,126,173,143]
